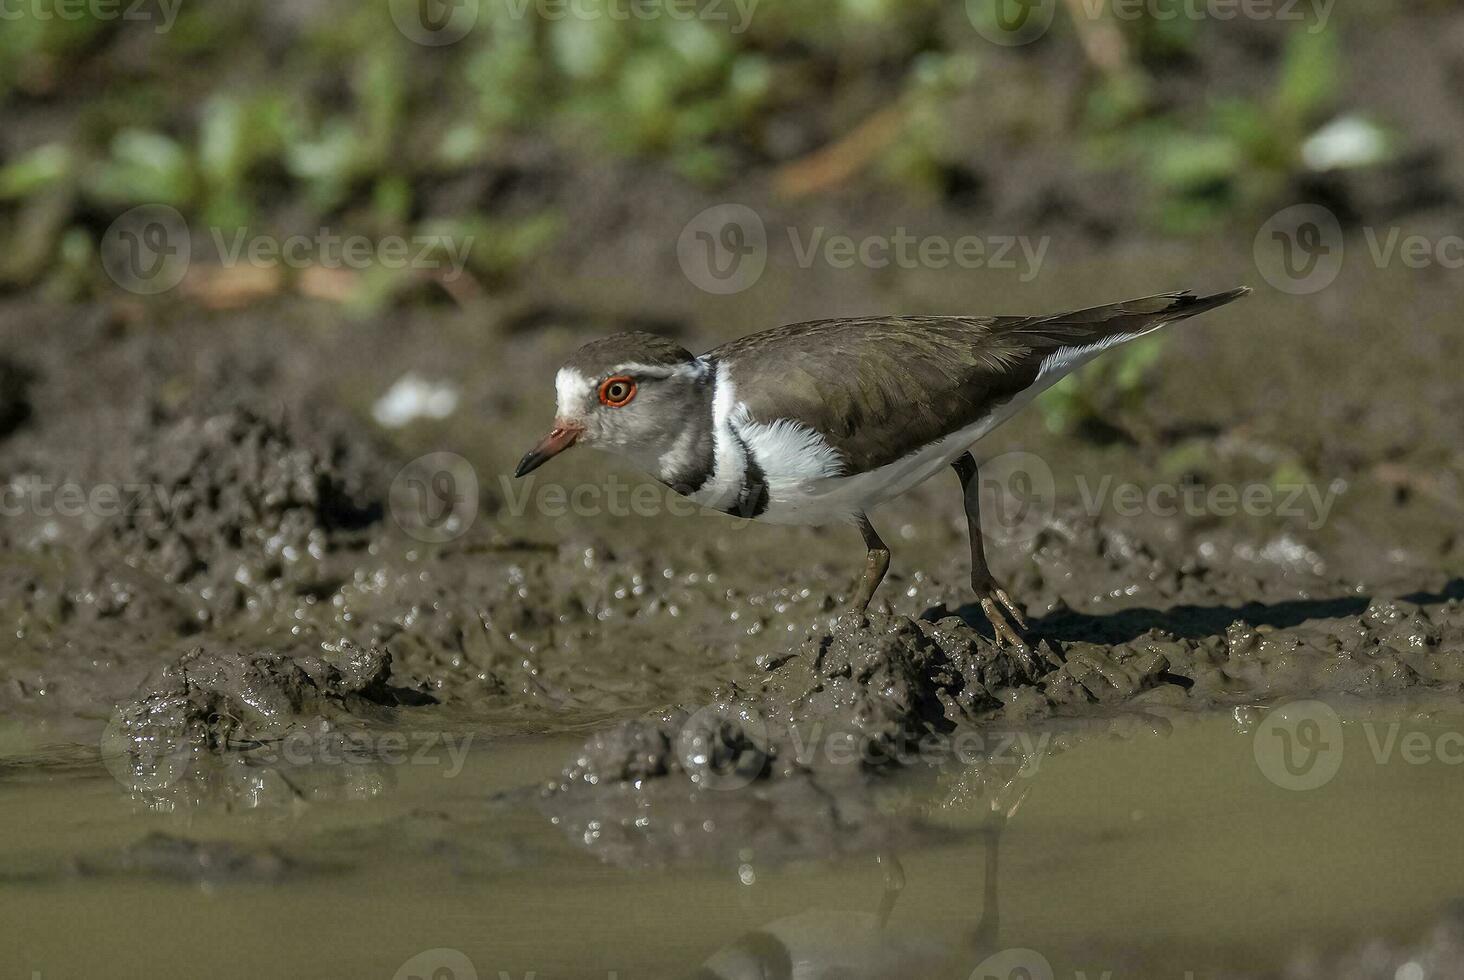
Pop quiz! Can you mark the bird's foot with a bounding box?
[978,585,1042,677]
[837,598,880,630]
[973,579,1029,648]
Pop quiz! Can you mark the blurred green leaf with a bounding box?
[373,175,413,227]
[199,97,247,188]
[0,144,73,201]
[358,45,406,165]
[1275,29,1339,124]
[285,120,363,209]
[1085,73,1151,132]
[551,15,621,80]
[1159,439,1216,480]
[85,130,196,207]
[1148,134,1241,190]
[438,122,489,168]
[426,211,562,282]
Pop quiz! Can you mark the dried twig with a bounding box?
[773,105,907,199]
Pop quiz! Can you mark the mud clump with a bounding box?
[544,619,1046,867]
[113,406,386,602]
[546,699,970,868]
[553,615,1044,798]
[109,640,406,753]
[775,614,1045,736]
[0,378,404,722]
[560,716,678,786]
[103,640,429,805]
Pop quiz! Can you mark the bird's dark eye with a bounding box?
[598,375,636,407]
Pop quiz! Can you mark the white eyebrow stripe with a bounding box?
[603,359,711,381]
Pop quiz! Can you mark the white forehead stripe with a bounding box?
[554,368,593,418]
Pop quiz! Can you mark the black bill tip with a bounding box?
[514,451,545,479]
[513,424,581,478]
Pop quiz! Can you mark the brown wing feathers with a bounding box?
[712,288,1249,474]
[1006,287,1252,350]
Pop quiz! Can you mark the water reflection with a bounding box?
[690,806,1009,979]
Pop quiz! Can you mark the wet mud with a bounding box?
[2,159,1463,975]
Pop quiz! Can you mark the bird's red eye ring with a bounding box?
[598,375,637,407]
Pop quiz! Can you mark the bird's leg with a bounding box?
[971,812,1004,950]
[847,513,890,618]
[952,452,1029,646]
[874,851,906,929]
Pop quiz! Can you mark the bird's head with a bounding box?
[514,332,708,478]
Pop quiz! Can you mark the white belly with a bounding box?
[753,410,1004,525]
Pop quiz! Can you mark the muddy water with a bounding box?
[5,699,1464,978]
[1,224,1462,978]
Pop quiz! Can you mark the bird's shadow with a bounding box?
[923,579,1464,647]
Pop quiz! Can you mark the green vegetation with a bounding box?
[1084,28,1351,232]
[0,0,1385,319]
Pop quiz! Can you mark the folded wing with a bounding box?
[710,288,1249,474]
